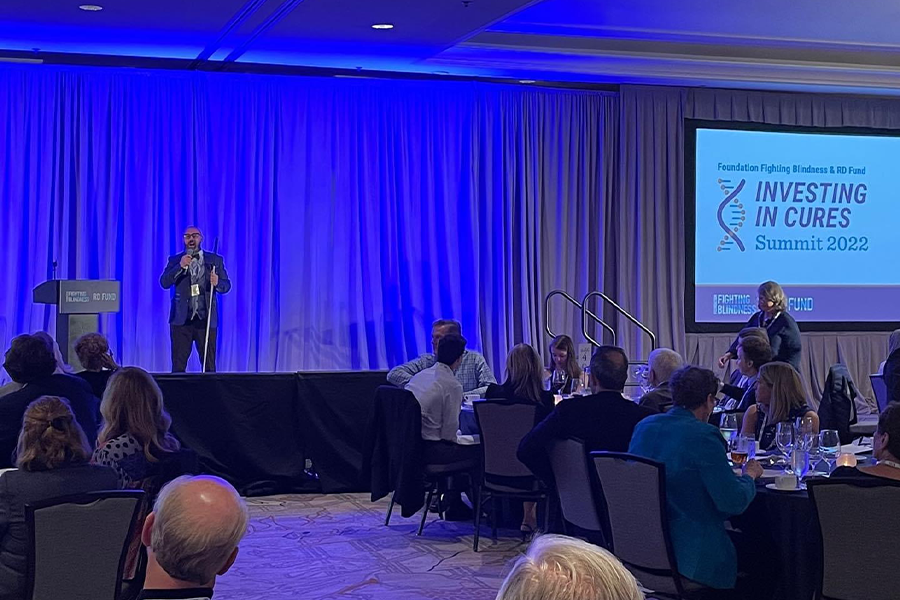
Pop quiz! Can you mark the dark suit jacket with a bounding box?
[517,391,657,485]
[0,464,119,599]
[0,375,101,468]
[638,382,673,413]
[727,311,802,372]
[884,348,900,407]
[75,370,115,400]
[159,251,232,327]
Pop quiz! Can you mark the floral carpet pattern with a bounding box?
[215,493,527,600]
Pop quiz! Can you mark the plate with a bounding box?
[765,483,807,492]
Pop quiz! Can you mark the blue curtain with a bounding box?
[0,65,617,373]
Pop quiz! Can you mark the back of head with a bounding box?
[670,366,718,410]
[436,334,467,366]
[150,475,249,585]
[16,396,91,471]
[506,344,544,404]
[758,281,787,312]
[647,348,684,384]
[3,334,57,384]
[100,367,179,460]
[496,534,643,600]
[758,362,807,422]
[738,327,769,344]
[74,333,111,371]
[589,346,628,392]
[889,329,900,358]
[877,403,900,460]
[738,336,773,369]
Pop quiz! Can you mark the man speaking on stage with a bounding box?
[159,226,232,372]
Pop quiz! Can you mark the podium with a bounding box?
[33,280,121,369]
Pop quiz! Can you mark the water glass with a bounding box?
[819,429,842,475]
[775,422,793,469]
[720,413,740,446]
[791,449,810,481]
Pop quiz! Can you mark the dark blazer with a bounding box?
[0,375,101,468]
[484,381,555,424]
[638,382,673,413]
[517,391,656,485]
[727,311,802,372]
[0,464,119,600]
[884,348,900,407]
[159,251,231,327]
[75,370,115,400]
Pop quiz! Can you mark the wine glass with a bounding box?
[775,422,793,471]
[552,369,568,393]
[720,413,740,447]
[819,429,842,475]
[791,449,810,482]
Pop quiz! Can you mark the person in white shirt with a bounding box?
[405,333,479,520]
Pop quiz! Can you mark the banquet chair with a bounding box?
[472,399,549,552]
[366,386,478,537]
[25,491,144,600]
[548,438,609,548]
[808,478,900,600]
[870,374,889,413]
[591,452,709,599]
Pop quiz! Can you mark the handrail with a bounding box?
[581,291,657,358]
[544,290,616,345]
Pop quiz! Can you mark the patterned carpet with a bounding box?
[215,493,527,600]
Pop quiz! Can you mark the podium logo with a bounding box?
[716,178,747,252]
[65,291,90,303]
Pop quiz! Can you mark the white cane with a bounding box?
[202,237,219,373]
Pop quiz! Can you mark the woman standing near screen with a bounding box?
[717,281,802,372]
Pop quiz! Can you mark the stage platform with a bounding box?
[153,371,388,496]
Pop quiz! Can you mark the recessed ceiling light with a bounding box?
[518,79,536,84]
[371,23,394,30]
[78,4,103,10]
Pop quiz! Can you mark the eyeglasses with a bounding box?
[183,233,201,239]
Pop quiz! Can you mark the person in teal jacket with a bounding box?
[629,365,763,591]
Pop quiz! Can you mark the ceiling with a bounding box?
[2,0,900,94]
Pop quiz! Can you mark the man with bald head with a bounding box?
[159,226,231,372]
[139,476,249,599]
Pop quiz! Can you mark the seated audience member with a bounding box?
[637,348,684,413]
[0,396,118,599]
[405,334,479,518]
[629,366,762,593]
[718,328,767,402]
[545,335,582,395]
[0,335,101,467]
[33,331,73,375]
[387,319,496,394]
[517,346,656,486]
[486,343,555,534]
[74,332,119,398]
[495,534,644,600]
[140,476,249,600]
[878,329,900,375]
[719,335,772,411]
[883,330,900,406]
[741,362,818,450]
[833,403,900,481]
[92,367,182,488]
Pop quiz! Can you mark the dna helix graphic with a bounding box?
[717,178,747,252]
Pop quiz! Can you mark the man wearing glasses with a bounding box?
[159,226,232,372]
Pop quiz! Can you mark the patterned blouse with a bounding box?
[91,433,154,489]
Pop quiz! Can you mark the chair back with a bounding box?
[808,478,900,600]
[26,490,144,600]
[592,452,684,596]
[870,374,889,413]
[473,400,538,492]
[548,438,603,533]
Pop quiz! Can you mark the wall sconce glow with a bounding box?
[371,23,394,30]
[78,4,104,10]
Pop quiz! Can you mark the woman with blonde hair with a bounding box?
[718,281,802,372]
[546,335,583,394]
[740,361,818,450]
[92,367,181,488]
[486,344,555,535]
[0,397,117,598]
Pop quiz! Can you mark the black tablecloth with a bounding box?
[733,483,820,600]
[154,371,387,496]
